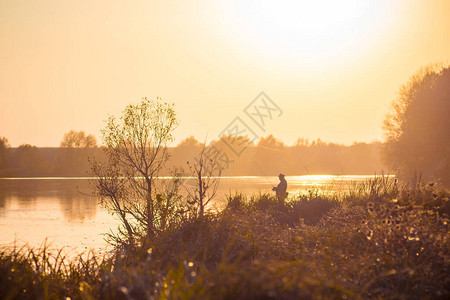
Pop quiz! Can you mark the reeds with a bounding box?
[0,241,112,299]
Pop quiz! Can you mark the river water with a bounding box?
[0,175,383,253]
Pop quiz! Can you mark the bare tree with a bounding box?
[184,144,226,218]
[91,97,178,244]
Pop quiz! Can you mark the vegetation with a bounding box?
[0,137,385,178]
[0,131,98,177]
[174,135,385,176]
[0,244,109,300]
[8,144,52,177]
[0,137,9,169]
[383,64,450,187]
[91,97,180,245]
[1,177,449,299]
[183,143,225,218]
[60,130,97,148]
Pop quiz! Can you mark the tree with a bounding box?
[57,130,97,176]
[295,137,310,147]
[0,137,9,168]
[91,97,179,244]
[257,135,285,149]
[184,144,225,218]
[60,130,97,148]
[383,64,450,186]
[14,144,52,176]
[177,136,203,148]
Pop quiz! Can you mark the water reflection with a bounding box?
[59,195,97,221]
[0,191,5,218]
[0,178,117,252]
[0,179,97,221]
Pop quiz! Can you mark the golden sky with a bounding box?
[1,0,449,147]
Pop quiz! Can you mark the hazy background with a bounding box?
[1,0,449,147]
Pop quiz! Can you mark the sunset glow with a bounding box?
[0,1,449,298]
[222,0,391,66]
[1,0,449,146]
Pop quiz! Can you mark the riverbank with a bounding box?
[1,178,449,299]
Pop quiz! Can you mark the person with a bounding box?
[272,173,287,203]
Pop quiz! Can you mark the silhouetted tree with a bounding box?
[252,135,285,175]
[215,134,255,151]
[311,138,327,147]
[177,136,203,148]
[184,144,225,218]
[295,137,310,147]
[0,137,9,169]
[13,144,52,176]
[56,130,97,176]
[383,64,450,186]
[257,135,285,149]
[175,136,224,217]
[60,130,97,148]
[91,97,179,243]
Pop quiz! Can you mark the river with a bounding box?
[0,175,386,253]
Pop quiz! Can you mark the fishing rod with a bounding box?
[253,158,275,188]
[255,145,285,152]
[252,144,287,188]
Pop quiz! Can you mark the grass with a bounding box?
[1,177,449,299]
[0,243,112,299]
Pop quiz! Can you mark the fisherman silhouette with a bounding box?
[272,173,287,203]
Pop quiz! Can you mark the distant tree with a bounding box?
[91,97,179,244]
[252,135,286,176]
[295,137,310,147]
[60,130,97,148]
[177,136,203,148]
[56,130,97,176]
[311,138,327,147]
[257,135,285,149]
[14,144,52,175]
[0,137,9,168]
[0,137,9,148]
[383,64,450,186]
[215,134,255,150]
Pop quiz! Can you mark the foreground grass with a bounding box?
[1,180,449,299]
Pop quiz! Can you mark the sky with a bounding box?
[0,0,449,147]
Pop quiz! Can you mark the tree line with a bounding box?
[0,131,98,177]
[0,134,385,178]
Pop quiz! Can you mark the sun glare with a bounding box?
[223,0,389,67]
